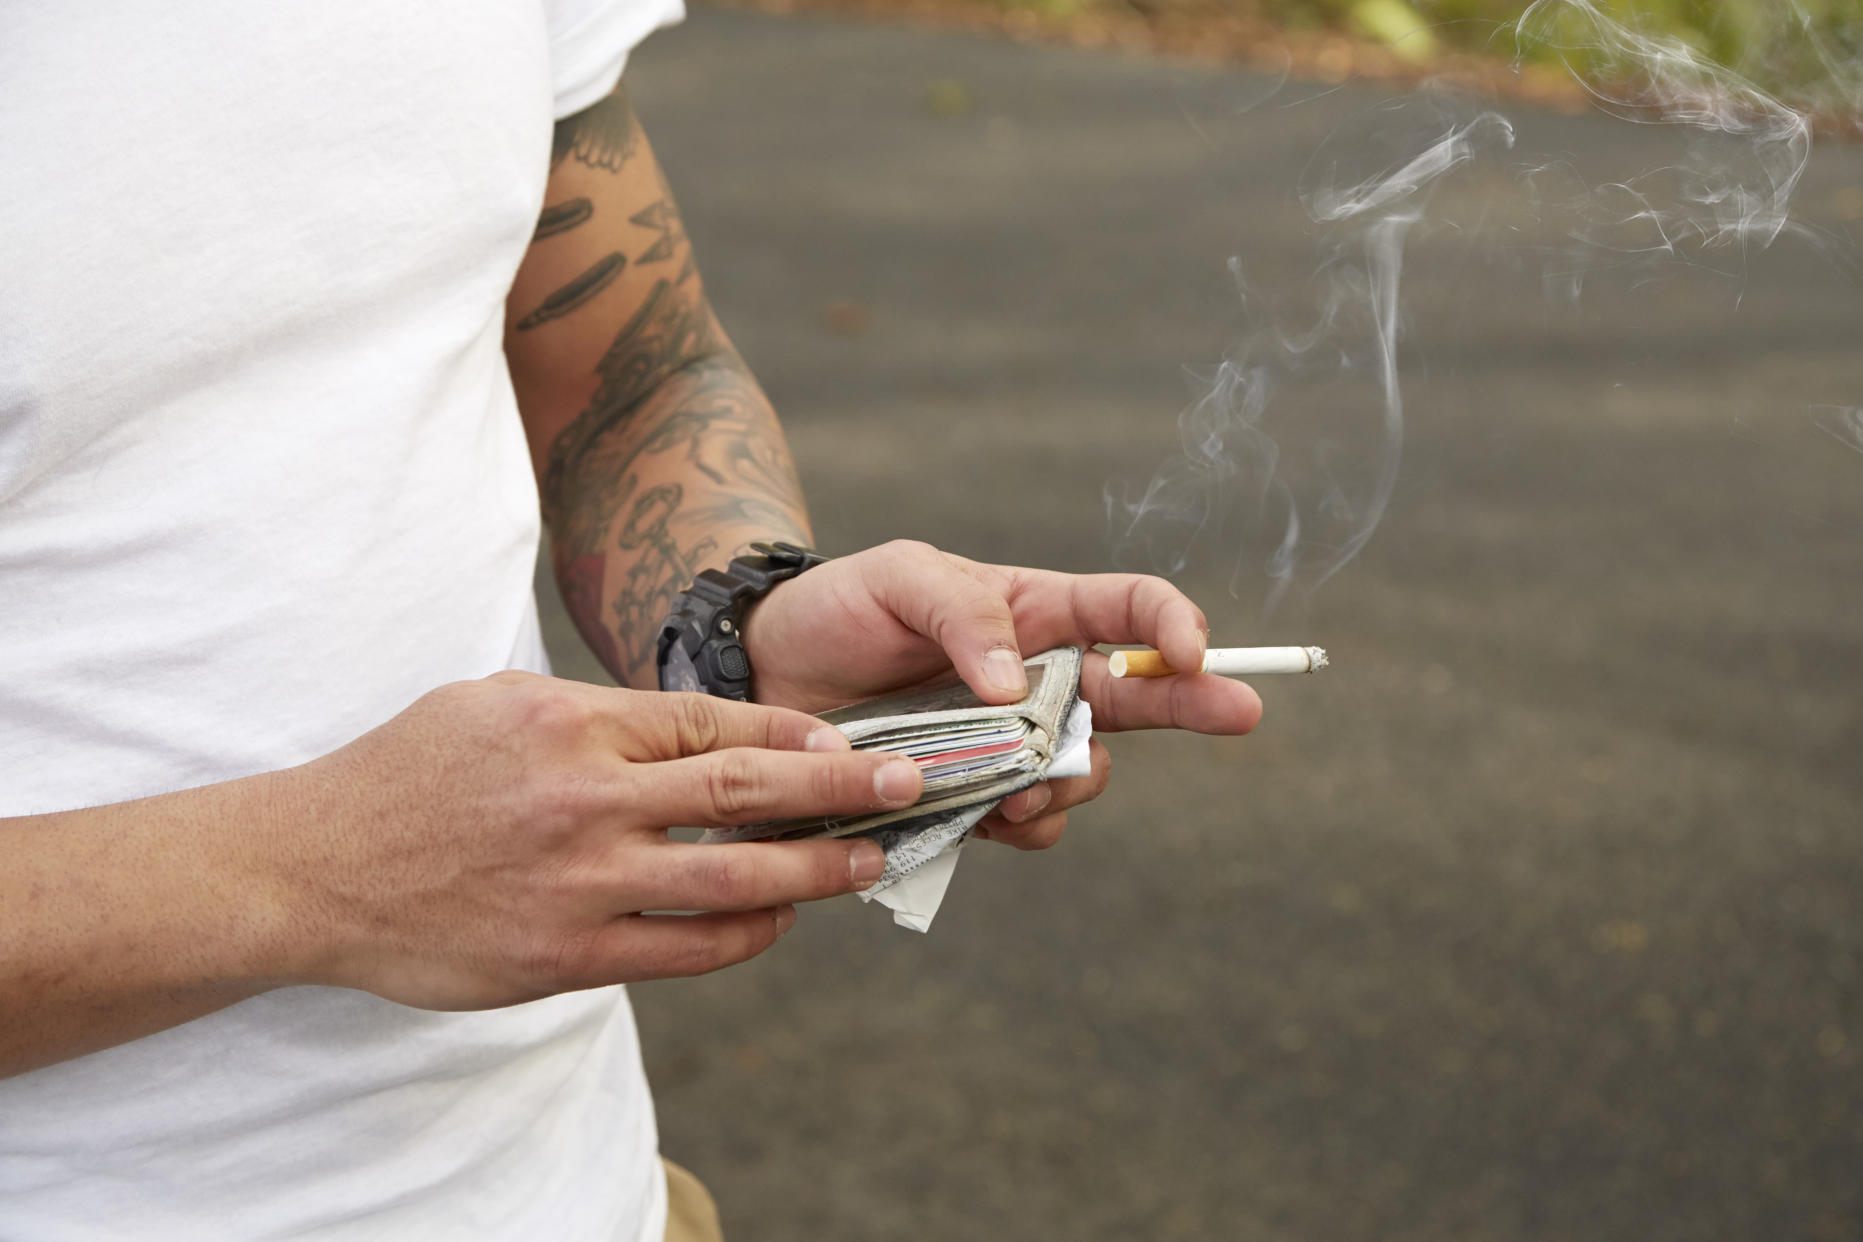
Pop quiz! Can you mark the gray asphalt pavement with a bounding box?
[538,8,1863,1239]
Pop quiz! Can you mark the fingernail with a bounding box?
[1006,784,1053,823]
[873,758,920,804]
[805,725,845,753]
[984,647,1027,698]
[774,905,798,936]
[1197,629,1209,663]
[849,841,886,888]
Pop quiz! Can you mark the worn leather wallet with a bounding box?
[702,646,1085,845]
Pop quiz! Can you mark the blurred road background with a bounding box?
[539,6,1863,1239]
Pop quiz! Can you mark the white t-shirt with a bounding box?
[0,1,683,1237]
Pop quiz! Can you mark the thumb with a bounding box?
[867,542,1027,703]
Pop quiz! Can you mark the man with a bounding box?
[0,1,1259,1237]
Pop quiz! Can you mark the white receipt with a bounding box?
[1045,697,1095,780]
[866,699,1094,932]
[869,817,980,932]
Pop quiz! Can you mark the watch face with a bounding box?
[660,645,703,694]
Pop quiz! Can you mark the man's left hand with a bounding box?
[740,540,1262,850]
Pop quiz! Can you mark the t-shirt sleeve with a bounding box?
[545,0,686,119]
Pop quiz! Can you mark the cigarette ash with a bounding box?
[1107,0,1858,616]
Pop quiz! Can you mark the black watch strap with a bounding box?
[656,541,829,700]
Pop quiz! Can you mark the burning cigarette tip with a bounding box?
[1108,646,1330,679]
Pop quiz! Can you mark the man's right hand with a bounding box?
[279,671,923,1010]
[0,671,924,1078]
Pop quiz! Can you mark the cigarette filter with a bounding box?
[1109,646,1328,678]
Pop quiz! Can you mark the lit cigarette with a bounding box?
[1109,646,1329,678]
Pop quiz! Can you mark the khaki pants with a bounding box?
[661,1158,724,1242]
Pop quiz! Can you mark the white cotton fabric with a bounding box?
[0,1,682,1237]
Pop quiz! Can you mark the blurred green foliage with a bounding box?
[997,0,1863,102]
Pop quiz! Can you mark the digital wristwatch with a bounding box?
[655,541,829,700]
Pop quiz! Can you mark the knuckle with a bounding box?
[1152,583,1191,625]
[816,843,856,894]
[1181,594,1210,630]
[883,538,938,563]
[690,849,759,908]
[654,934,717,979]
[798,851,849,901]
[673,695,725,755]
[664,919,768,978]
[522,771,602,833]
[509,680,594,739]
[525,926,602,990]
[1140,573,1180,600]
[929,587,1008,644]
[809,758,850,808]
[703,756,765,821]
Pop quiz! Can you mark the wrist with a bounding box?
[229,759,410,994]
[176,768,341,991]
[655,541,828,700]
[737,584,797,707]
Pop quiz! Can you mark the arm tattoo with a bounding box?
[685,492,813,537]
[629,196,695,284]
[542,278,725,541]
[628,200,679,263]
[515,252,627,330]
[542,285,808,681]
[533,197,592,240]
[612,482,719,668]
[551,90,641,172]
[534,87,808,684]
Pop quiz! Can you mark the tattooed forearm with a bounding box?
[545,358,810,680]
[521,85,810,685]
[533,197,592,241]
[538,285,808,681]
[621,371,810,499]
[546,354,808,677]
[611,481,719,667]
[684,493,813,542]
[552,479,629,676]
[541,279,726,549]
[515,252,628,330]
[551,90,640,172]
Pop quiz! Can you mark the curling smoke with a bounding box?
[1810,405,1863,455]
[1108,0,1851,610]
